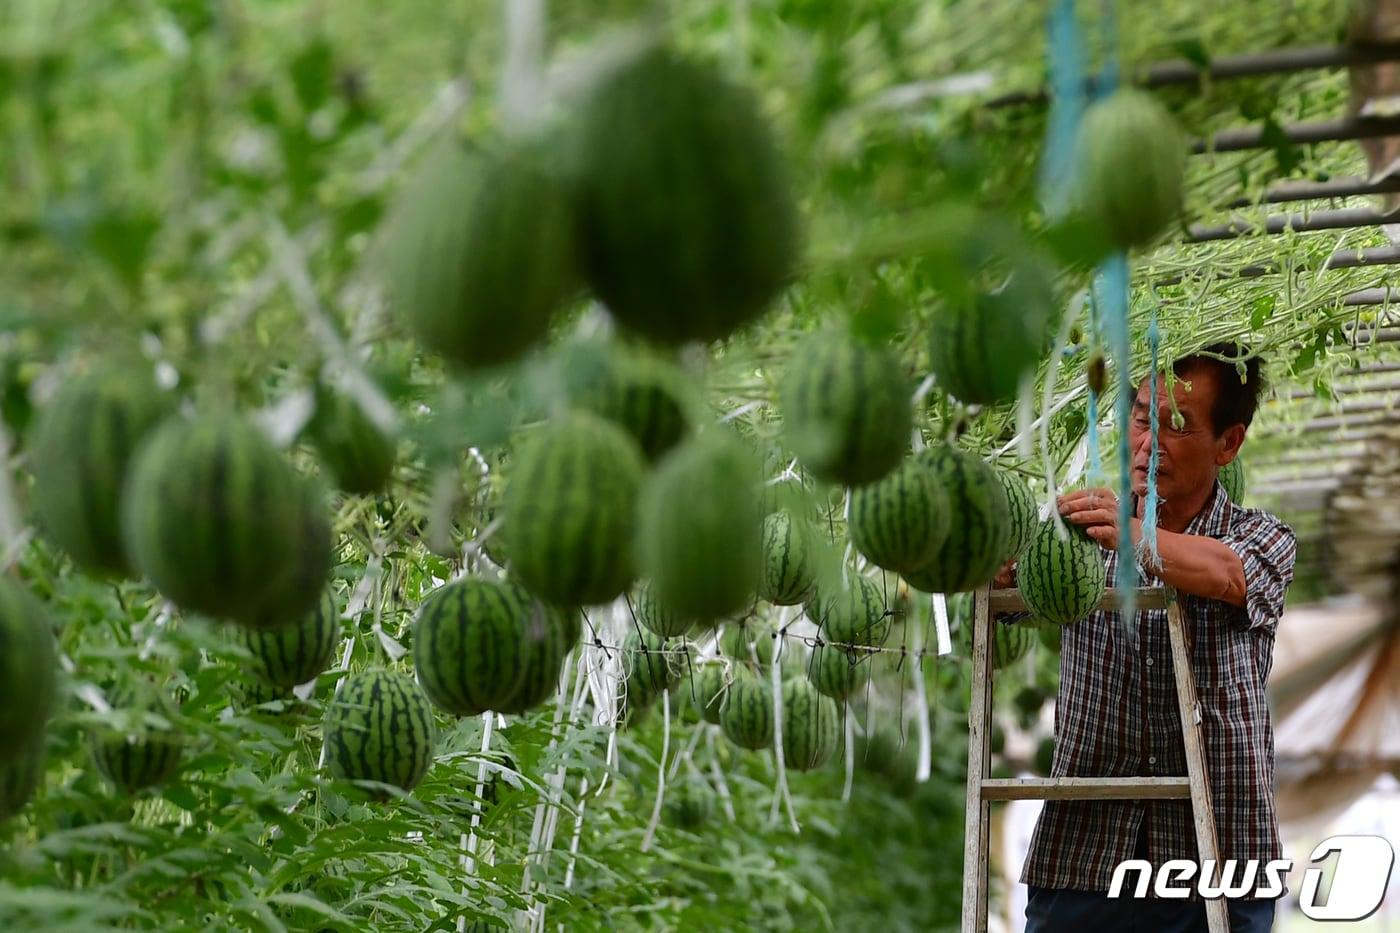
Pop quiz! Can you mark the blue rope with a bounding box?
[1098,254,1137,605]
[1140,309,1162,563]
[1039,0,1085,219]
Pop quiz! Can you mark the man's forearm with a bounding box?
[1137,523,1247,607]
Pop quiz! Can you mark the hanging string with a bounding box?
[1084,289,1106,487]
[1139,306,1163,566]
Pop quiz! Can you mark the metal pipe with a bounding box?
[1191,114,1400,154]
[1186,206,1400,241]
[987,42,1400,108]
[1156,244,1400,286]
[1225,174,1400,208]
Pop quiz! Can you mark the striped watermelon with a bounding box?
[121,414,333,627]
[637,431,762,621]
[1219,457,1245,504]
[567,346,690,462]
[1074,89,1185,249]
[573,44,798,345]
[0,743,43,820]
[758,510,817,606]
[809,573,889,649]
[0,580,55,759]
[927,258,1053,406]
[1018,519,1107,626]
[322,669,436,794]
[235,678,293,713]
[849,459,950,573]
[904,445,1011,593]
[633,581,694,638]
[781,678,839,771]
[414,578,534,716]
[1036,618,1063,653]
[504,413,645,607]
[959,619,1036,669]
[720,667,773,750]
[91,692,184,795]
[28,362,170,577]
[381,137,575,369]
[996,470,1038,562]
[807,643,869,701]
[720,617,779,669]
[243,588,342,688]
[498,604,580,715]
[664,778,715,830]
[779,334,911,487]
[622,626,681,703]
[307,387,396,496]
[688,660,730,725]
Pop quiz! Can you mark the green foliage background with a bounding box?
[0,0,1382,928]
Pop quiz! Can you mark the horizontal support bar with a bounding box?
[1342,287,1400,306]
[1191,113,1400,154]
[980,776,1192,801]
[1157,243,1400,287]
[989,587,1168,614]
[1187,206,1400,241]
[1225,173,1400,207]
[987,41,1400,108]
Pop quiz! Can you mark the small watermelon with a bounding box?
[1036,618,1063,653]
[849,459,950,573]
[758,510,817,606]
[687,660,730,726]
[632,581,694,639]
[807,643,869,701]
[499,605,580,715]
[0,743,43,821]
[809,573,889,650]
[1219,457,1245,504]
[1018,519,1107,626]
[307,387,397,496]
[0,580,55,759]
[381,138,575,369]
[1073,89,1185,250]
[780,678,840,772]
[243,587,342,689]
[566,346,690,462]
[573,44,799,345]
[121,415,333,627]
[414,578,536,717]
[28,362,171,577]
[779,334,911,486]
[636,431,762,621]
[905,445,1011,594]
[959,619,1036,670]
[323,669,436,794]
[663,778,715,830]
[927,259,1054,407]
[91,691,185,795]
[720,618,779,668]
[997,470,1038,562]
[622,626,681,702]
[720,667,774,750]
[504,413,645,607]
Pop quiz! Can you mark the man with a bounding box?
[1010,343,1297,933]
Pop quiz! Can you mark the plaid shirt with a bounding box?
[1018,481,1298,897]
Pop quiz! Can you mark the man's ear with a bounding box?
[1216,424,1246,465]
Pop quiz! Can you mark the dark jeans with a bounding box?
[1024,885,1276,933]
[1024,825,1277,933]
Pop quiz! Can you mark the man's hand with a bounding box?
[993,560,1016,589]
[1057,487,1142,548]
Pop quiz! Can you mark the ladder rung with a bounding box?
[989,586,1168,614]
[980,776,1191,801]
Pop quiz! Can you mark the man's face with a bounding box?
[1128,365,1244,503]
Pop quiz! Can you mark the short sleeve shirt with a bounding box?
[1019,481,1298,897]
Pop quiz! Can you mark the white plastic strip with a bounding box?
[933,593,952,656]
